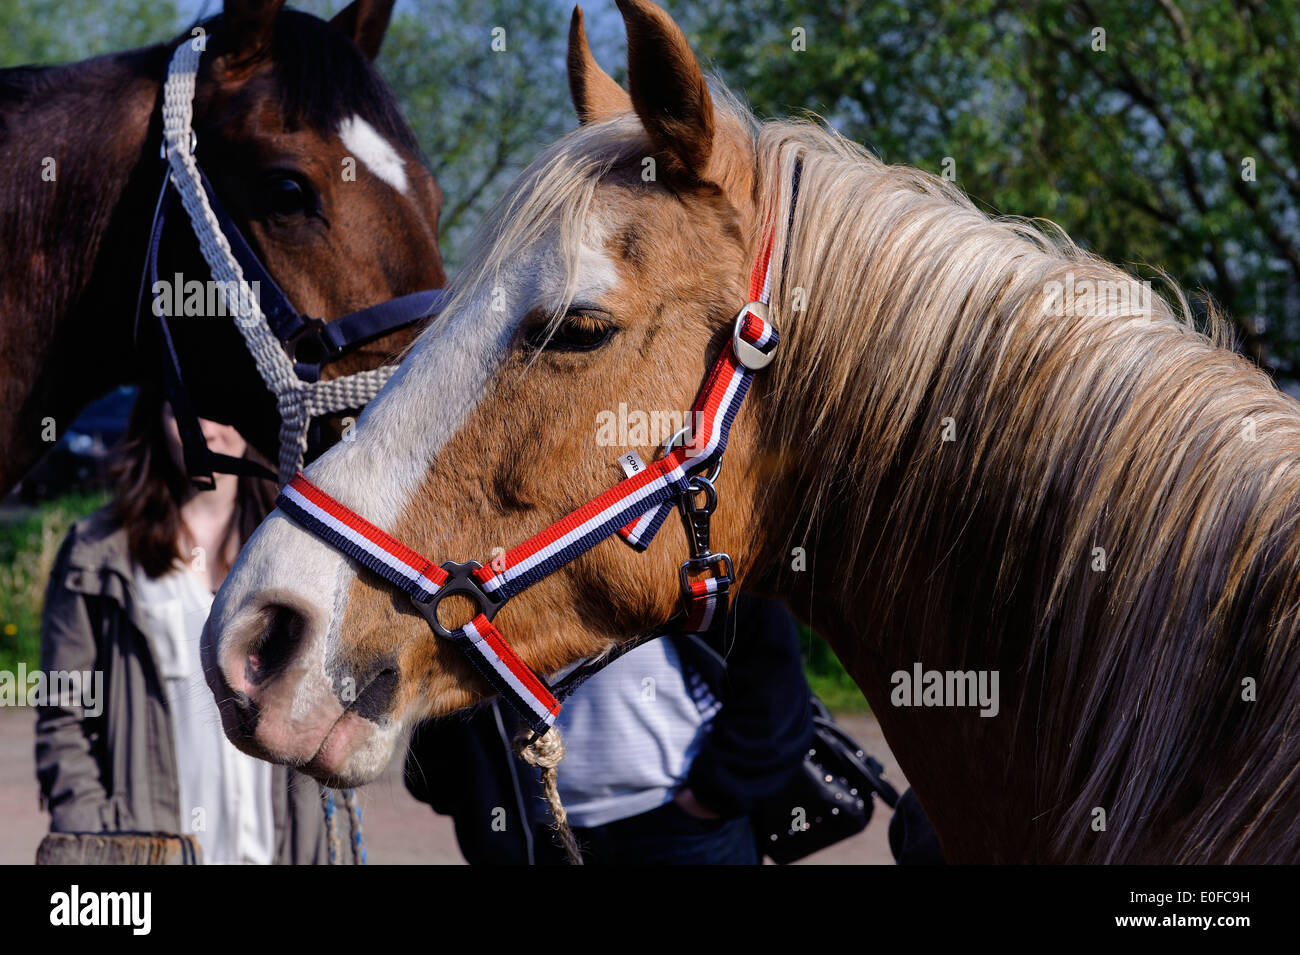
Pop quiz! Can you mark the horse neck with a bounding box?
[0,46,167,492]
[754,274,1044,861]
[754,147,1300,860]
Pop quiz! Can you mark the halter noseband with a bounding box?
[139,38,446,489]
[274,185,793,739]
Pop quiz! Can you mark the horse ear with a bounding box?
[568,6,631,124]
[615,0,714,181]
[219,0,288,66]
[330,0,396,61]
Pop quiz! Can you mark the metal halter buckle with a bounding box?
[284,316,333,381]
[732,300,775,370]
[410,560,506,641]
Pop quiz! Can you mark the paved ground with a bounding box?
[1,707,902,865]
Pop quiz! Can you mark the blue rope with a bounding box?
[323,788,338,865]
[345,789,367,865]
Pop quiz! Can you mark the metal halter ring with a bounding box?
[661,425,722,484]
[409,560,505,641]
[733,300,775,370]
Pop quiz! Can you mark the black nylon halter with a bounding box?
[135,152,447,489]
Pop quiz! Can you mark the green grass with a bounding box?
[800,624,869,712]
[0,492,108,674]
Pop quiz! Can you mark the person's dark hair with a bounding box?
[111,383,277,579]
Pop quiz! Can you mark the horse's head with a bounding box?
[167,0,446,460]
[205,0,785,784]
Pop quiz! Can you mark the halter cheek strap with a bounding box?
[276,181,792,737]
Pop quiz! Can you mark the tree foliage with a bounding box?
[679,0,1300,381]
[0,0,181,66]
[376,0,577,265]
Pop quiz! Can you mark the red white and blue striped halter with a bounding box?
[276,186,792,739]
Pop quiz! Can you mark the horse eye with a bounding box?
[523,311,616,353]
[261,174,315,219]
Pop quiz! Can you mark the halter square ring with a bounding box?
[409,560,506,640]
[679,552,734,596]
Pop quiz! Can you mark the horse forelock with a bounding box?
[197,10,421,159]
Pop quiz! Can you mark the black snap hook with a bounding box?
[681,475,718,517]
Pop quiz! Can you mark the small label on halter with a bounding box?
[619,451,647,478]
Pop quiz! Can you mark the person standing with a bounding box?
[35,385,326,864]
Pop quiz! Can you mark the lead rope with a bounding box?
[159,38,397,486]
[161,38,380,863]
[342,788,367,865]
[515,727,583,865]
[322,789,340,865]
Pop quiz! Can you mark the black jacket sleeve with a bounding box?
[404,703,542,864]
[684,595,814,818]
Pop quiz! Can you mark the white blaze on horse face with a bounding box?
[314,227,612,506]
[311,211,619,525]
[338,115,408,195]
[207,213,619,780]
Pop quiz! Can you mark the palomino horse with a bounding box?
[0,0,445,494]
[205,0,1299,863]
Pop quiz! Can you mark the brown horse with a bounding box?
[204,0,1299,863]
[0,0,446,494]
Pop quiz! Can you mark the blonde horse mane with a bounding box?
[752,103,1298,861]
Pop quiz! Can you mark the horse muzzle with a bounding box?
[202,589,402,785]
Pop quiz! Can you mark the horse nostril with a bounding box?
[245,604,308,686]
[345,658,401,721]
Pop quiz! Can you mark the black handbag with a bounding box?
[754,696,900,864]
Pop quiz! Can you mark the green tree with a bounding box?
[680,0,1300,381]
[375,0,579,266]
[0,0,181,66]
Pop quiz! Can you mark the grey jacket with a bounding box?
[34,507,328,864]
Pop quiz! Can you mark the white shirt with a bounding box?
[553,637,720,828]
[133,562,275,864]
